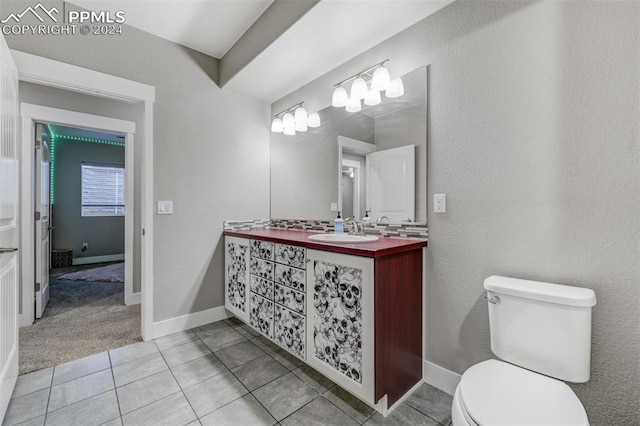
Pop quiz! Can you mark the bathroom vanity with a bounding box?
[223,228,426,414]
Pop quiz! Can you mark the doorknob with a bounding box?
[0,248,18,254]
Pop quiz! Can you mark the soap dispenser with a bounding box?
[362,210,372,224]
[334,211,344,234]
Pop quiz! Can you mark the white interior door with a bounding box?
[34,124,51,318]
[0,34,20,420]
[366,144,415,223]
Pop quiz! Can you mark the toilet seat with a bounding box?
[457,359,589,426]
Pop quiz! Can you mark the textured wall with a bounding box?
[2,0,271,321]
[272,1,640,424]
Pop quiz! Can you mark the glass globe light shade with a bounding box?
[282,112,295,127]
[307,112,321,128]
[332,86,348,107]
[371,65,391,91]
[294,106,307,125]
[345,97,362,113]
[295,120,308,132]
[283,125,296,136]
[364,89,381,106]
[350,76,368,100]
[271,118,283,132]
[385,77,404,98]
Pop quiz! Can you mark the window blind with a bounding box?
[81,163,125,216]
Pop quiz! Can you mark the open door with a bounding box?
[34,123,51,318]
[0,34,20,420]
[366,144,415,223]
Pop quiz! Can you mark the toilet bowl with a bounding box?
[452,360,589,426]
[451,276,596,426]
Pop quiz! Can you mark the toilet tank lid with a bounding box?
[484,276,596,307]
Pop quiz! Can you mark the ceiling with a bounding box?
[70,0,454,103]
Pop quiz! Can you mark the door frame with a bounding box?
[12,50,155,341]
[337,135,376,217]
[22,105,135,317]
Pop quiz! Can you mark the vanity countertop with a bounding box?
[223,228,427,258]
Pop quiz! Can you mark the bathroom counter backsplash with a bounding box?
[223,220,427,258]
[224,218,428,239]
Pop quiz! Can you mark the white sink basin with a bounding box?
[308,234,379,244]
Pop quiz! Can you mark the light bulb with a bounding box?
[385,77,404,98]
[271,118,283,132]
[282,112,295,127]
[345,97,361,113]
[350,76,367,100]
[364,89,381,106]
[294,106,307,125]
[283,125,296,136]
[371,65,391,91]
[332,86,348,107]
[307,112,321,128]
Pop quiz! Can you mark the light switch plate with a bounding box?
[330,202,338,212]
[434,194,446,213]
[157,201,173,215]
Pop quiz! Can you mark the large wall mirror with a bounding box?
[270,66,426,224]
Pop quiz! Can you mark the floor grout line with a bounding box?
[11,320,453,426]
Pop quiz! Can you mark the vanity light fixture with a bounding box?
[331,59,403,112]
[271,101,322,135]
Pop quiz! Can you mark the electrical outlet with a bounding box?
[82,243,88,251]
[330,202,338,212]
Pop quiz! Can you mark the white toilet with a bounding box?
[451,275,597,426]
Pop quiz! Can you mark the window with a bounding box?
[81,162,125,216]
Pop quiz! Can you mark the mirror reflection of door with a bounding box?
[366,144,415,223]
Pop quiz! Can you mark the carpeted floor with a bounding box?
[57,262,125,283]
[19,263,141,375]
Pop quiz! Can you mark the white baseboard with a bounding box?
[18,313,32,328]
[73,254,125,265]
[424,360,461,396]
[151,306,230,340]
[125,291,141,306]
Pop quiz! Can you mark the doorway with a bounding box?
[19,110,139,373]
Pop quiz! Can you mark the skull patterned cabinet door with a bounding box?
[224,237,251,323]
[306,249,375,406]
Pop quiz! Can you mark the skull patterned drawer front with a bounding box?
[250,258,274,281]
[250,275,274,300]
[275,243,306,269]
[250,239,274,261]
[274,283,305,315]
[274,304,305,359]
[250,293,274,338]
[274,263,305,292]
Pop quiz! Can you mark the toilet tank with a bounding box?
[484,276,596,383]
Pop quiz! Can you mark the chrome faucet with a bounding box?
[377,216,390,224]
[345,218,364,236]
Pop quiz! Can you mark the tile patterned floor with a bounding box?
[3,318,453,426]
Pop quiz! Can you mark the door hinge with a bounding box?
[35,282,41,292]
[34,211,41,221]
[35,139,41,149]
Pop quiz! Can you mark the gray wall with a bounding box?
[53,137,125,259]
[272,1,640,424]
[19,81,144,294]
[3,0,271,322]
